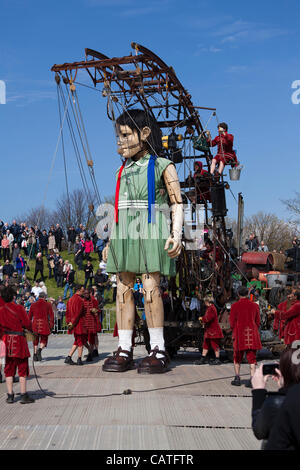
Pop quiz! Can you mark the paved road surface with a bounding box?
[0,334,264,450]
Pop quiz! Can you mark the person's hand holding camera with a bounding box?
[251,363,282,390]
[252,364,270,390]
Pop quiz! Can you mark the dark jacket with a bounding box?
[39,233,49,248]
[246,237,259,251]
[3,264,14,277]
[84,264,94,280]
[265,384,300,450]
[67,228,76,243]
[54,227,64,242]
[35,257,44,271]
[64,269,75,285]
[252,388,286,449]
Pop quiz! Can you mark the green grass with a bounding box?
[24,249,116,329]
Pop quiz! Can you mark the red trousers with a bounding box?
[214,153,235,165]
[203,338,221,352]
[234,349,257,364]
[33,335,49,347]
[74,334,88,347]
[4,357,29,377]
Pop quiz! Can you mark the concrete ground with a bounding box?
[0,333,269,450]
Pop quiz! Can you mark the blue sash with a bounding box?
[147,155,157,223]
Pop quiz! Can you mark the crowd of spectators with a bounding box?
[0,219,112,330]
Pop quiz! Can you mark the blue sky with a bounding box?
[0,0,300,223]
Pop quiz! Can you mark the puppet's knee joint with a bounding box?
[142,276,161,304]
[117,281,133,304]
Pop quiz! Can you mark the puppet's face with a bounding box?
[117,124,151,159]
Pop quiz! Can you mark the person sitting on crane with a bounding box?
[193,161,211,203]
[206,123,238,176]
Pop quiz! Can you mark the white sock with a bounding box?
[118,329,133,356]
[148,327,165,358]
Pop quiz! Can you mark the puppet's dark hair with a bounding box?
[116,108,162,156]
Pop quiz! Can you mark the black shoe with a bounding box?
[20,393,35,404]
[64,356,77,365]
[92,350,99,358]
[77,358,84,366]
[37,348,42,361]
[245,379,253,388]
[86,353,93,363]
[6,393,14,404]
[194,356,209,365]
[231,376,241,386]
[209,359,222,365]
[33,353,39,362]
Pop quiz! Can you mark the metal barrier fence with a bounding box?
[52,309,114,334]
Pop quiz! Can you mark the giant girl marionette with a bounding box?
[102,109,183,374]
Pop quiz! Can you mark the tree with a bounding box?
[241,212,295,252]
[16,206,54,230]
[282,192,300,230]
[53,188,98,232]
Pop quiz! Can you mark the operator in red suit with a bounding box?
[272,289,294,340]
[193,161,211,203]
[29,292,54,362]
[195,296,224,365]
[83,288,99,362]
[282,291,300,346]
[64,285,88,366]
[206,122,238,176]
[0,291,5,384]
[230,286,262,388]
[0,286,35,404]
[90,289,101,357]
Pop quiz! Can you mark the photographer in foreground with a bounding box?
[251,345,300,449]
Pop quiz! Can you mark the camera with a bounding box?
[262,363,279,376]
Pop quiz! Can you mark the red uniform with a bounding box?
[66,293,87,346]
[230,298,262,364]
[0,302,32,377]
[202,305,224,351]
[194,161,211,203]
[209,133,237,166]
[282,301,300,346]
[83,296,98,346]
[91,296,102,333]
[29,299,54,347]
[273,300,290,340]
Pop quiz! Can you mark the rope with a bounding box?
[57,85,71,226]
[25,86,72,264]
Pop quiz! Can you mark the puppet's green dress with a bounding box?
[106,154,176,276]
